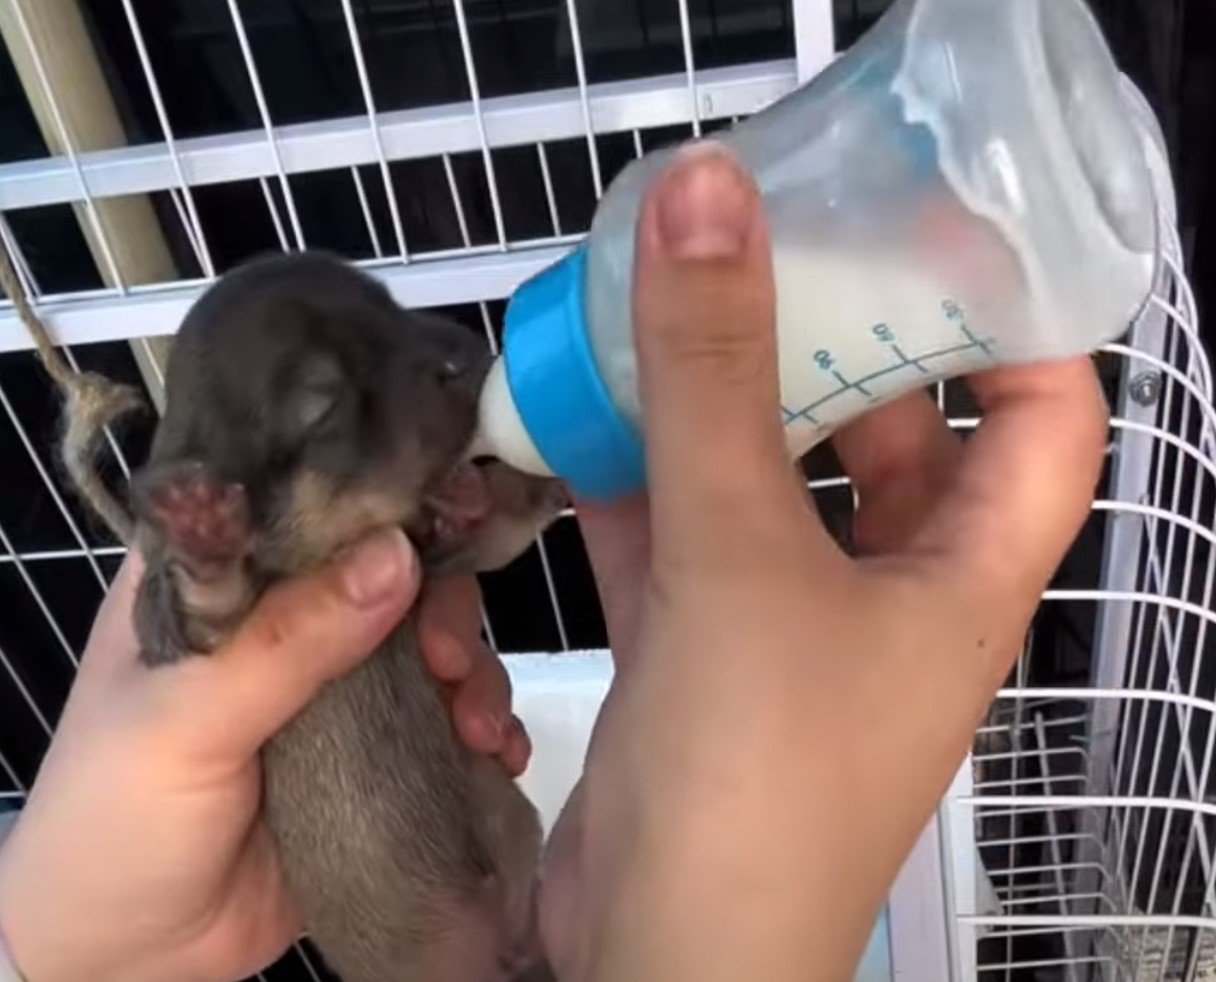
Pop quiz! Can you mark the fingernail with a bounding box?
[656,142,755,260]
[339,527,415,607]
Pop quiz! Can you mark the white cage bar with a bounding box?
[0,62,795,210]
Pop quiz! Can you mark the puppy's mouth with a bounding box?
[419,460,495,547]
[409,458,568,570]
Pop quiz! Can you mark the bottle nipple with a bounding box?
[470,358,554,476]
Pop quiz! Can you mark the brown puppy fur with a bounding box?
[129,253,562,982]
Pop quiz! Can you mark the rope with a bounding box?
[0,236,143,544]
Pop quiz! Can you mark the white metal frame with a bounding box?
[947,206,1216,981]
[0,61,800,352]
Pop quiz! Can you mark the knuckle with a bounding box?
[244,602,296,654]
[243,579,334,653]
[652,299,765,355]
[644,277,774,381]
[662,329,769,388]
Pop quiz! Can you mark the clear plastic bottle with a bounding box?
[475,0,1167,499]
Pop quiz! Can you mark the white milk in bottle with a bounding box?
[474,0,1163,499]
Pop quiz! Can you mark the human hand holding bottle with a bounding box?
[536,147,1108,981]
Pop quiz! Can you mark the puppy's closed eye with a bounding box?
[291,352,346,434]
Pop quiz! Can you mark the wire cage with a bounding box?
[0,1,1212,981]
[950,197,1216,981]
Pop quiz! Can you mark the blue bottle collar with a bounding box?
[501,246,646,500]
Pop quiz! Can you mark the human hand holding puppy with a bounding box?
[0,538,530,982]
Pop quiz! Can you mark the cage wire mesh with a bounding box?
[0,1,1211,981]
[954,204,1216,981]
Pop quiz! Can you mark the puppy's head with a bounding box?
[131,253,563,653]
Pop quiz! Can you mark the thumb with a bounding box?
[632,145,825,559]
[576,494,650,666]
[177,527,420,757]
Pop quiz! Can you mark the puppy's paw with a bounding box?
[133,461,252,568]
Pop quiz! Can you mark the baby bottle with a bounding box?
[474,0,1165,499]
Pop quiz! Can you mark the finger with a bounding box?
[830,389,962,554]
[501,716,533,778]
[79,549,146,678]
[450,646,514,756]
[170,527,420,757]
[576,494,650,664]
[632,145,825,559]
[223,822,305,973]
[417,575,484,683]
[912,357,1107,607]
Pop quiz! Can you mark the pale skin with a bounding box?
[0,149,1107,982]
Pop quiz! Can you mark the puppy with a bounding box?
[130,252,562,982]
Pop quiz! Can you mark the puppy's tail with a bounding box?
[0,237,144,544]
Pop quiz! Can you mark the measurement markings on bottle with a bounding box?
[781,309,997,427]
